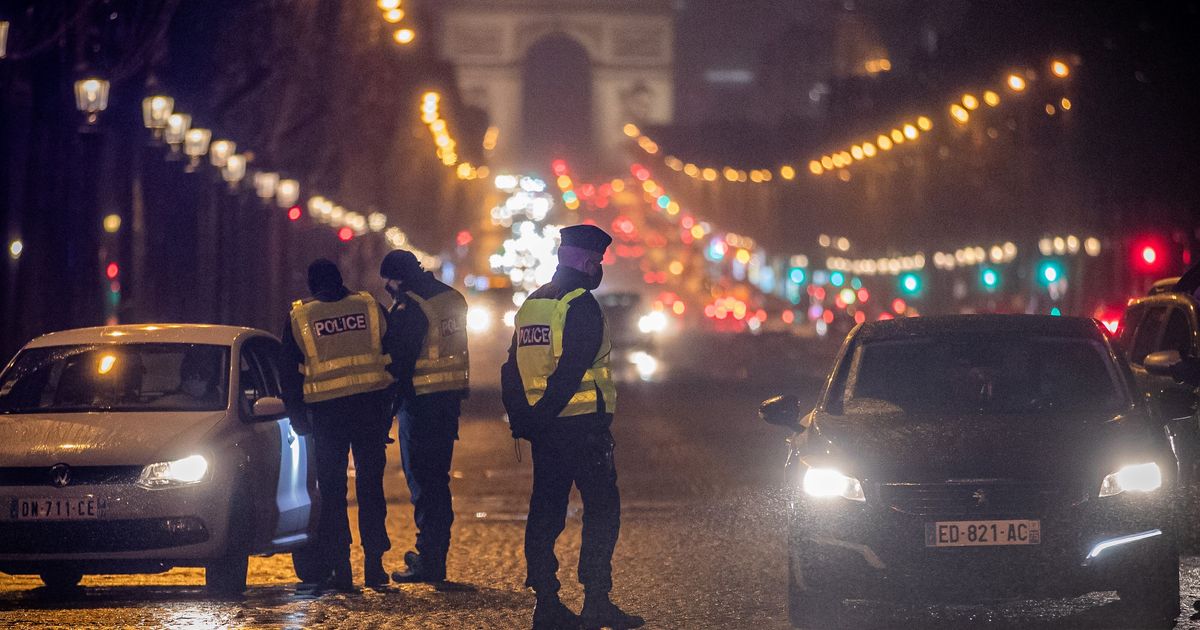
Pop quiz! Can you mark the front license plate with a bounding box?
[925,519,1041,547]
[11,497,103,521]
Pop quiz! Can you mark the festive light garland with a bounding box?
[628,57,1076,184]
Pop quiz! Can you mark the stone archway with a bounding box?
[521,34,595,171]
[435,0,674,172]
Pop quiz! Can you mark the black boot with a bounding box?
[532,594,581,630]
[364,553,389,588]
[390,550,446,583]
[318,558,358,594]
[581,593,644,629]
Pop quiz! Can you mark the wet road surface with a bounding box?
[6,361,1200,628]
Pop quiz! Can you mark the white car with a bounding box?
[0,324,320,594]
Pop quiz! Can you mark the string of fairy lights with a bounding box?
[627,56,1077,186]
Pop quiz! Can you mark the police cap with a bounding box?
[559,224,612,254]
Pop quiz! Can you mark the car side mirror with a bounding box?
[252,396,286,419]
[1144,350,1183,377]
[760,394,804,432]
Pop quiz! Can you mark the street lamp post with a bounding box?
[183,127,212,172]
[73,77,110,126]
[141,95,174,140]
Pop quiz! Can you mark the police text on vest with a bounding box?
[314,313,369,336]
[518,325,552,346]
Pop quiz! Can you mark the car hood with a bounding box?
[0,411,227,467]
[811,409,1152,482]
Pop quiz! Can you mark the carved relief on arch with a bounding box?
[514,18,604,62]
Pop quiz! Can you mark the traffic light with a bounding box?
[981,267,1000,291]
[788,267,807,285]
[1037,259,1063,286]
[898,272,922,296]
[1132,237,1166,274]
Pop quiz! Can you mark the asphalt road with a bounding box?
[5,351,1200,629]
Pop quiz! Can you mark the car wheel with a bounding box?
[39,568,83,591]
[788,556,841,629]
[1117,544,1181,627]
[206,484,250,597]
[291,544,327,584]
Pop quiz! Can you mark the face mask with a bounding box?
[584,266,603,290]
[182,377,207,398]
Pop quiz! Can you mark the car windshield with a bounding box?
[0,343,230,414]
[839,334,1127,415]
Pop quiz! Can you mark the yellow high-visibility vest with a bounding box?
[406,289,470,396]
[514,288,616,417]
[290,291,393,403]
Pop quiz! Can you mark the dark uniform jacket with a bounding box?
[501,266,612,435]
[387,271,469,411]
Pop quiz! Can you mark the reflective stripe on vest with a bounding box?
[290,291,393,403]
[514,287,616,417]
[407,289,470,396]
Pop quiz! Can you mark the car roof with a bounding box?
[1148,277,1183,295]
[23,324,272,349]
[853,314,1105,342]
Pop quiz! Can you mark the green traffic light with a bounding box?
[899,273,921,295]
[981,268,999,290]
[789,267,807,285]
[1037,259,1063,286]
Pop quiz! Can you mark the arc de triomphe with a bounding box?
[434,0,675,171]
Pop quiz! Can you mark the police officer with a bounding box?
[501,226,644,630]
[281,259,396,591]
[379,249,470,583]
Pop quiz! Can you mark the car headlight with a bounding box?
[637,311,668,334]
[137,454,210,488]
[467,306,492,333]
[802,467,865,502]
[1099,462,1162,497]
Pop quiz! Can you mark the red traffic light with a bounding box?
[105,262,119,279]
[337,227,353,242]
[1132,237,1166,273]
[287,205,302,221]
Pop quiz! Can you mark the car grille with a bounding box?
[878,480,1081,516]
[0,466,143,487]
[0,518,209,553]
